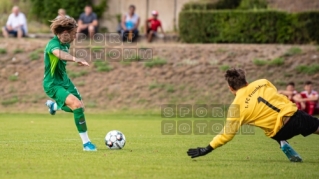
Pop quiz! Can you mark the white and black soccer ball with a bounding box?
[105,130,126,149]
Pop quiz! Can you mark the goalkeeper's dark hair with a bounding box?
[225,68,247,90]
[50,17,77,35]
[305,81,312,85]
[287,82,295,87]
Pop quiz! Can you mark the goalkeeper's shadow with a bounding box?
[190,158,316,163]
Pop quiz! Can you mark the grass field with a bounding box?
[0,112,318,179]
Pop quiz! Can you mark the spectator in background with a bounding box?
[278,82,298,102]
[56,9,70,19]
[145,10,164,43]
[77,5,98,38]
[121,5,140,42]
[2,6,27,38]
[293,81,319,115]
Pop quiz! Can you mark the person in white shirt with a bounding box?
[2,6,27,38]
[293,81,319,115]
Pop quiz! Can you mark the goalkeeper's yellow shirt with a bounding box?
[210,79,298,149]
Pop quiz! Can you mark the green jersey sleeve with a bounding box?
[46,37,61,53]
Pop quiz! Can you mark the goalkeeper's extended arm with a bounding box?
[187,145,214,158]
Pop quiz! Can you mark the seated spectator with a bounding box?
[56,8,70,19]
[2,6,27,38]
[293,81,319,115]
[121,5,140,42]
[278,82,298,102]
[77,5,98,38]
[145,10,164,43]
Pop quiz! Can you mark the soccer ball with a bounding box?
[105,130,126,149]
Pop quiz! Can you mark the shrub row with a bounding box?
[179,10,319,44]
[182,0,241,11]
[182,0,267,11]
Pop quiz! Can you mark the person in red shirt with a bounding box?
[278,82,298,102]
[293,81,319,115]
[145,10,164,43]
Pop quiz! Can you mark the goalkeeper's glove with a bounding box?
[187,145,214,158]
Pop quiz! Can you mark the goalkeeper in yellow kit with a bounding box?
[187,68,319,162]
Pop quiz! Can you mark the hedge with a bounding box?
[182,0,241,11]
[179,10,319,44]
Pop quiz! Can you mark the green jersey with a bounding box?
[43,36,71,89]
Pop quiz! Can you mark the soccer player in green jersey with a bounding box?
[43,17,97,151]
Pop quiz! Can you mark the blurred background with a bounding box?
[0,0,318,34]
[1,0,319,113]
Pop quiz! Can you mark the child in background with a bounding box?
[145,10,165,43]
[278,82,298,102]
[293,81,319,115]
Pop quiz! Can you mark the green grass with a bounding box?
[91,46,104,51]
[252,59,268,66]
[268,58,284,66]
[0,113,318,179]
[0,48,7,54]
[106,92,119,100]
[75,81,85,87]
[144,57,167,68]
[123,55,141,62]
[35,48,44,54]
[97,65,113,72]
[139,46,148,50]
[274,79,286,86]
[296,65,319,75]
[284,73,293,77]
[148,82,174,93]
[217,48,227,53]
[93,61,113,72]
[1,97,18,106]
[149,81,165,90]
[68,70,88,78]
[13,48,24,54]
[252,58,284,67]
[165,85,175,93]
[29,52,40,61]
[283,47,302,57]
[219,65,230,72]
[8,75,18,81]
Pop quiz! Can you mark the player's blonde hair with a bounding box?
[225,68,247,90]
[50,17,77,35]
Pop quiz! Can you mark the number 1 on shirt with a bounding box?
[257,96,280,113]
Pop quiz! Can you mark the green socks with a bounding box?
[73,108,87,133]
[61,106,73,113]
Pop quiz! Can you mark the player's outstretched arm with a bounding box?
[187,120,240,159]
[52,49,89,66]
